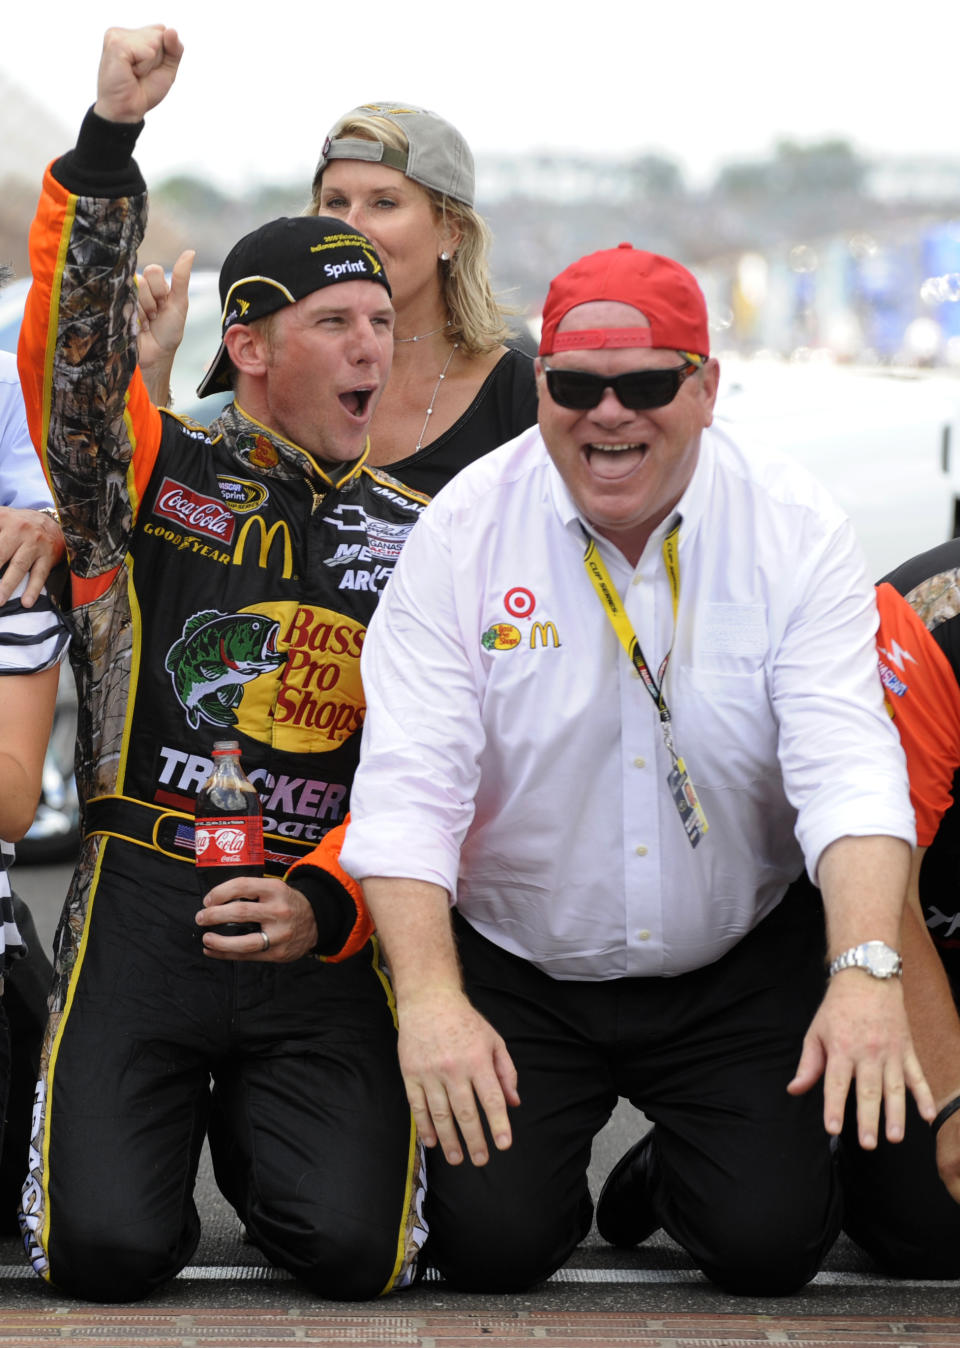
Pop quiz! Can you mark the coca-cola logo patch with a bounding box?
[153,478,236,542]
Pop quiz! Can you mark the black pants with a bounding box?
[839,1074,960,1276]
[0,894,53,1235]
[0,999,9,1183]
[21,839,423,1302]
[426,880,840,1295]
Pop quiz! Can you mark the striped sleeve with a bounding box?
[0,575,70,676]
[0,580,66,967]
[1,840,24,968]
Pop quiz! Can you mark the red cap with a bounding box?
[538,242,709,358]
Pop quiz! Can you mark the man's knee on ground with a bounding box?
[694,1219,830,1297]
[425,1209,585,1293]
[428,1249,556,1294]
[844,1211,960,1280]
[252,1216,411,1300]
[45,1230,185,1302]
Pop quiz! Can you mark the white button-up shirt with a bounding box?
[0,351,51,510]
[342,424,915,981]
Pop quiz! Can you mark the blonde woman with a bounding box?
[140,103,537,497]
[307,101,536,494]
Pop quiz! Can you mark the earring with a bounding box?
[440,251,451,262]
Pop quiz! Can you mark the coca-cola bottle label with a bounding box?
[194,816,265,868]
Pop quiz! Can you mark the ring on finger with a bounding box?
[260,929,270,953]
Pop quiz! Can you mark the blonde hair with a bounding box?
[307,113,511,356]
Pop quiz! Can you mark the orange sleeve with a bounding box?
[876,582,960,846]
[286,815,374,963]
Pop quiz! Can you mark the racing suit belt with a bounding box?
[83,794,316,874]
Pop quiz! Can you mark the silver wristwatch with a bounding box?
[827,940,902,979]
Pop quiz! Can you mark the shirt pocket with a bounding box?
[672,665,779,789]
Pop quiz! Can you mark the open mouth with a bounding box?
[339,387,375,418]
[584,442,649,480]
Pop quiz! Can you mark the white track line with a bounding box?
[0,1264,955,1287]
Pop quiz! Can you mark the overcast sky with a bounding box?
[4,2,959,193]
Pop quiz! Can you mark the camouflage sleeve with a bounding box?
[18,115,163,603]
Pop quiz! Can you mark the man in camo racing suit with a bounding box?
[16,23,426,1302]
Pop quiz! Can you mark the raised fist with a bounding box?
[93,25,183,124]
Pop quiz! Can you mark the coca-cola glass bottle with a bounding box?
[194,740,264,936]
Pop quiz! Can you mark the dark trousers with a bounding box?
[22,839,421,1302]
[0,894,53,1235]
[0,1000,9,1182]
[839,1072,960,1277]
[426,879,840,1295]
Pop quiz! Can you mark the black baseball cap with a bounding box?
[197,215,391,398]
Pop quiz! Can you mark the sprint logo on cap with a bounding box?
[310,233,383,278]
[323,258,369,281]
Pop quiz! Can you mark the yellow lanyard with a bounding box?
[582,522,681,746]
[581,522,709,846]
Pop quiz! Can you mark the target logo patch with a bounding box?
[504,587,536,620]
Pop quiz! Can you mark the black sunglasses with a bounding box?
[542,359,702,412]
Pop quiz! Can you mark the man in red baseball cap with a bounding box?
[534,242,715,571]
[321,241,930,1295]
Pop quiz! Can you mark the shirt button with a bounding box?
[635,844,648,857]
[633,756,646,769]
[637,929,651,942]
[632,574,643,586]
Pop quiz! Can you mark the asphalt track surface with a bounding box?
[2,864,958,1346]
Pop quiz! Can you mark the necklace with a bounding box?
[395,319,452,345]
[415,342,459,451]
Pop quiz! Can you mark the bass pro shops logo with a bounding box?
[164,602,367,752]
[481,624,521,651]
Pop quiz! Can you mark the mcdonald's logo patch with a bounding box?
[232,516,295,578]
[530,621,561,649]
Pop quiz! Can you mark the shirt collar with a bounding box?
[216,401,369,490]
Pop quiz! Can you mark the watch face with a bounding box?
[863,941,900,977]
